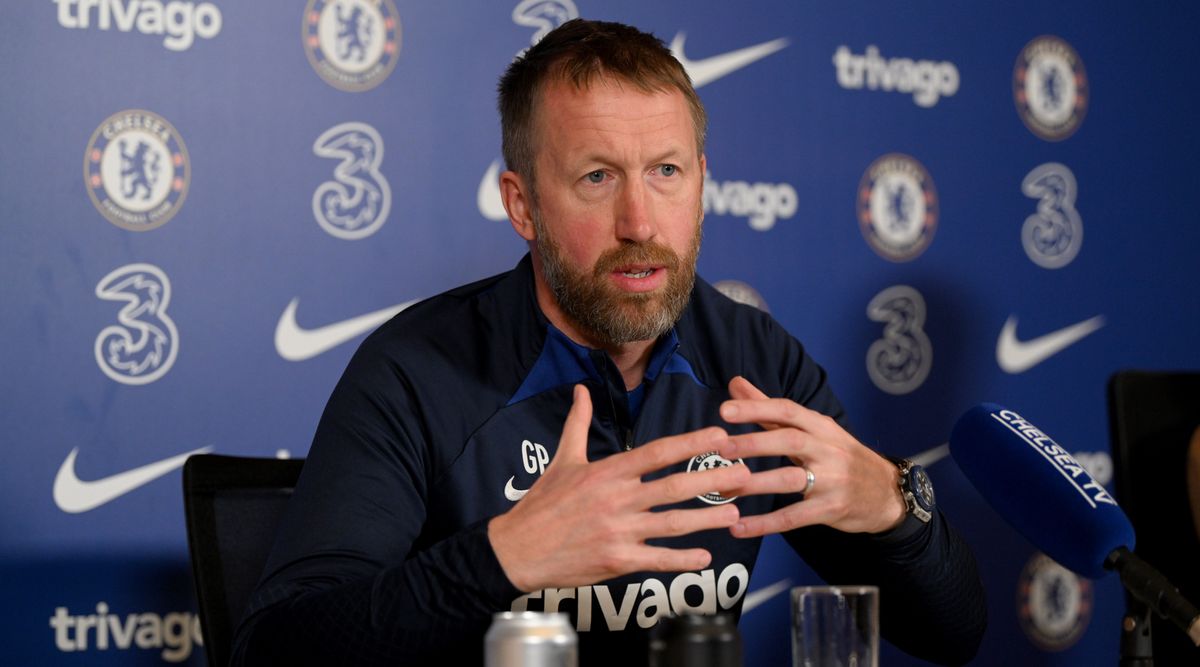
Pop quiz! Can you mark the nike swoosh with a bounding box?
[670,33,789,88]
[742,578,792,613]
[275,298,418,362]
[54,445,213,514]
[910,443,950,468]
[996,314,1105,374]
[504,476,529,502]
[477,158,509,221]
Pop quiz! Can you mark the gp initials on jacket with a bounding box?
[521,439,550,475]
[510,562,749,632]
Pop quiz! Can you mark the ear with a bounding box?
[500,169,536,242]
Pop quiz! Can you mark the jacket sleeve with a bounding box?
[774,332,987,666]
[229,340,521,666]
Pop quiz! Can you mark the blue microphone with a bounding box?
[950,403,1200,646]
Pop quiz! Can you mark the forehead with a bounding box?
[532,77,698,163]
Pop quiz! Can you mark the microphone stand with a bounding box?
[1106,546,1200,666]
[1119,597,1153,667]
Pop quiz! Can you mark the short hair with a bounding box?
[498,18,707,184]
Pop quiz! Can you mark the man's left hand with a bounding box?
[717,376,907,537]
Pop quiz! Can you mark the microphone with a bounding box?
[949,403,1200,646]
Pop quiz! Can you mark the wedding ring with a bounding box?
[803,468,816,496]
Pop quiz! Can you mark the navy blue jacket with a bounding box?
[232,255,985,665]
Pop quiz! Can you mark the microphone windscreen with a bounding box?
[949,403,1134,579]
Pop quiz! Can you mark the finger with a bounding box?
[731,500,827,538]
[724,377,780,431]
[637,504,740,539]
[548,385,592,468]
[721,428,815,462]
[721,395,827,433]
[722,465,813,498]
[622,426,729,476]
[639,463,751,507]
[728,375,770,401]
[626,545,714,573]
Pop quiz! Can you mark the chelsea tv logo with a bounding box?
[303,0,402,92]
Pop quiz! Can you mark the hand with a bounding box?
[488,385,751,592]
[717,377,905,537]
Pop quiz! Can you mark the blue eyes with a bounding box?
[582,165,677,184]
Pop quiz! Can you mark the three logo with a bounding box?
[312,122,391,240]
[94,263,179,385]
[866,285,931,395]
[1021,162,1082,269]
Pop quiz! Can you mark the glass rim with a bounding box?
[790,584,879,597]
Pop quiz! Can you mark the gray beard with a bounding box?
[533,210,700,347]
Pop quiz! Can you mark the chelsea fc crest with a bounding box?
[84,110,190,232]
[858,153,938,262]
[687,452,743,505]
[1013,36,1088,141]
[1016,552,1092,651]
[304,0,402,92]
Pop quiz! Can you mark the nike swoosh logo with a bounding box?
[742,578,792,614]
[670,33,789,88]
[910,443,950,468]
[275,297,418,362]
[996,314,1105,374]
[504,476,529,502]
[54,445,213,514]
[477,159,509,221]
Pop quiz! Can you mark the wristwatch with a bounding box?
[891,457,935,523]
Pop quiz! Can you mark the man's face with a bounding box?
[526,77,705,348]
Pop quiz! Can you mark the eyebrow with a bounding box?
[574,146,691,171]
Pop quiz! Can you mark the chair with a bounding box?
[183,454,304,667]
[1108,370,1200,663]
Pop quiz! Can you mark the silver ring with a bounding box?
[802,468,816,496]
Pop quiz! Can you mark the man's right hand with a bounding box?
[487,385,749,592]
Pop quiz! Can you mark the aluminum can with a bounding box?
[485,611,578,667]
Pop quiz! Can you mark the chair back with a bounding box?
[183,454,304,667]
[1108,370,1200,663]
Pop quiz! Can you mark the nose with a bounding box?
[614,178,655,243]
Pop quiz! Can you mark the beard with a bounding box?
[532,208,702,348]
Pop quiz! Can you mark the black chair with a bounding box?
[1108,370,1200,663]
[183,454,304,667]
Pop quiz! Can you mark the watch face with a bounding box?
[912,466,935,510]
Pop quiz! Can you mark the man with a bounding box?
[232,19,985,665]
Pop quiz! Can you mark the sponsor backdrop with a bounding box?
[2,1,1197,664]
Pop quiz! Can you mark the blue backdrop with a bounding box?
[3,1,1199,664]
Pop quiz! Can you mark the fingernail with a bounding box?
[732,521,747,535]
[721,403,738,419]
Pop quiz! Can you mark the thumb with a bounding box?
[548,384,593,468]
